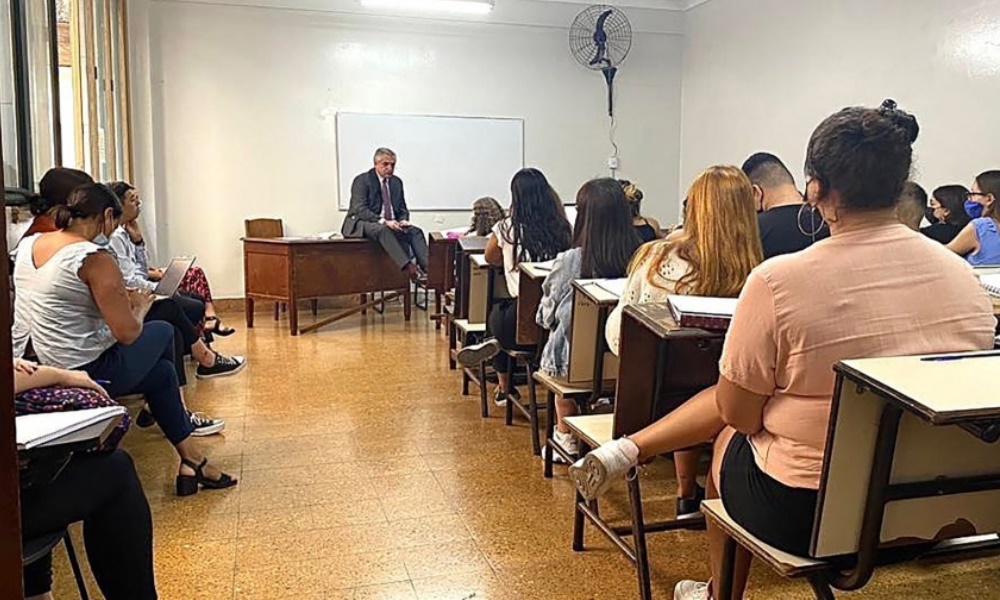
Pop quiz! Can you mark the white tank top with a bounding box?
[13,235,117,368]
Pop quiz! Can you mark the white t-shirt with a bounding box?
[12,235,117,368]
[493,218,521,298]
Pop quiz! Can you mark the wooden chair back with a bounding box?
[244,218,284,239]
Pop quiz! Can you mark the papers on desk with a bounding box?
[533,260,556,272]
[442,227,469,239]
[16,406,126,451]
[979,274,1000,298]
[667,295,738,331]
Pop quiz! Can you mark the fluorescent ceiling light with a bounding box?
[361,0,494,15]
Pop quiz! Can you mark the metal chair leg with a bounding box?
[63,532,90,600]
[808,576,836,600]
[627,468,653,600]
[573,440,592,552]
[526,361,541,456]
[479,361,489,418]
[543,390,556,478]
[716,534,738,600]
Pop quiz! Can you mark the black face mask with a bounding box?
[924,207,938,225]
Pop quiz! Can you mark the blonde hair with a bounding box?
[629,165,762,297]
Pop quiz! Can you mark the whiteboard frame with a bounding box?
[335,112,526,212]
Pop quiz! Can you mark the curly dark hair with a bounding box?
[805,99,919,212]
[503,168,572,263]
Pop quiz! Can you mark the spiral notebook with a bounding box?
[979,274,1000,298]
[667,295,738,331]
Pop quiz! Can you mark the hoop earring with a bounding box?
[798,203,828,240]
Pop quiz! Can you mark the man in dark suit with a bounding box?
[341,147,429,279]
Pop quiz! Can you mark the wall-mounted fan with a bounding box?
[569,5,633,117]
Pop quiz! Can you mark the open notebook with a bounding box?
[979,274,1000,298]
[667,295,738,331]
[16,406,126,451]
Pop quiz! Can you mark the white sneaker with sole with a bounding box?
[457,339,502,368]
[674,580,709,600]
[548,430,579,464]
[568,438,638,501]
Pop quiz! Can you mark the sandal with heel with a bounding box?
[204,316,236,337]
[176,458,238,497]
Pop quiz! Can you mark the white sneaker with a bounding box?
[568,438,637,501]
[492,387,507,408]
[674,580,709,600]
[553,430,579,455]
[457,339,502,368]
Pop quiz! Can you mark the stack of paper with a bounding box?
[16,406,126,451]
[596,278,627,298]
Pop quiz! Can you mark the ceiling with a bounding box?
[523,0,710,10]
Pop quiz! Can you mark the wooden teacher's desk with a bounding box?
[242,237,411,336]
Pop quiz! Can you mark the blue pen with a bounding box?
[96,379,112,386]
[920,351,1000,362]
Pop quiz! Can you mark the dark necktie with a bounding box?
[381,178,392,220]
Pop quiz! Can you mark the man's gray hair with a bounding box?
[374,147,396,161]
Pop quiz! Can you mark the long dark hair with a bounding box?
[575,179,641,278]
[52,184,123,229]
[505,168,572,263]
[932,184,971,228]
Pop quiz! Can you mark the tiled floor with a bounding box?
[53,302,1000,599]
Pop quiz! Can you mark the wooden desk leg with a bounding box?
[404,287,412,321]
[246,296,255,328]
[289,295,300,336]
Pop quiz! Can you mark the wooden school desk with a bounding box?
[567,279,624,391]
[710,351,1000,600]
[242,237,411,336]
[516,262,550,346]
[455,236,488,320]
[568,301,726,600]
[427,232,458,328]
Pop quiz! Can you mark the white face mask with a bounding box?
[92,233,110,247]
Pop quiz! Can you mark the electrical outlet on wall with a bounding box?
[434,214,445,224]
[607,156,619,170]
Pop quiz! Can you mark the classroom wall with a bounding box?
[132,0,685,298]
[679,0,1000,215]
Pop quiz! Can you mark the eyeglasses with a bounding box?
[967,192,990,199]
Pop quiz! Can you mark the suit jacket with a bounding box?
[341,169,410,238]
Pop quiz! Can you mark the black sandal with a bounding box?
[176,458,238,497]
[204,316,236,337]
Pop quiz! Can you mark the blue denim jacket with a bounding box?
[536,248,581,378]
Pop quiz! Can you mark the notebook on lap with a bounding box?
[154,257,196,299]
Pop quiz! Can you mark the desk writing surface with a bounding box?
[519,262,550,280]
[458,237,489,253]
[622,303,718,339]
[837,355,1000,423]
[573,279,624,305]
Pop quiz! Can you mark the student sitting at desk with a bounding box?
[603,165,763,520]
[621,180,661,243]
[536,178,641,461]
[948,170,1000,265]
[457,168,573,406]
[922,184,970,244]
[109,181,236,336]
[14,359,158,600]
[466,196,506,237]
[742,152,829,259]
[573,101,997,600]
[106,182,245,382]
[12,184,237,497]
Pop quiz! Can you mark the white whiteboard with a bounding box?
[336,113,524,211]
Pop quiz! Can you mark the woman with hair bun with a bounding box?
[21,167,94,242]
[620,179,662,242]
